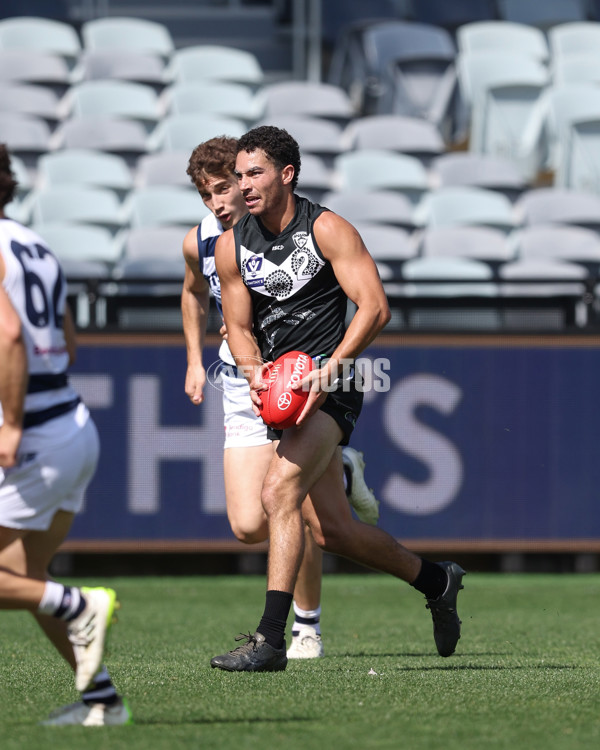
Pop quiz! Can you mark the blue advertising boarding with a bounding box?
[68,340,600,542]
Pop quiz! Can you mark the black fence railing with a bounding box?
[66,274,600,333]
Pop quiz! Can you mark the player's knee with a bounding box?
[229,519,267,545]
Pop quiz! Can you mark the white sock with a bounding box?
[38,582,83,620]
[292,601,321,635]
[38,581,66,615]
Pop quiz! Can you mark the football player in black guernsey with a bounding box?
[210,126,465,672]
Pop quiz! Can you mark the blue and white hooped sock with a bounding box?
[38,582,86,621]
[292,601,322,636]
[82,665,118,706]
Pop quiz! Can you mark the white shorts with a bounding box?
[0,407,100,531]
[221,367,269,449]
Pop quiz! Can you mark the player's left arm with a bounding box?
[0,283,28,467]
[295,212,391,422]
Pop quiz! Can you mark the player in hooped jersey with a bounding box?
[210,126,466,672]
[0,145,131,725]
[182,137,379,659]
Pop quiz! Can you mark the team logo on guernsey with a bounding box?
[292,231,308,249]
[244,255,264,288]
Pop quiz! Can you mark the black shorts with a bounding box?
[267,369,364,446]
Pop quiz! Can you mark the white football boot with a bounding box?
[66,587,119,692]
[342,447,380,525]
[287,625,325,659]
[40,697,133,726]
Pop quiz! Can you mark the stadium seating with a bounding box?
[51,117,149,165]
[515,187,600,230]
[520,84,600,179]
[78,51,168,91]
[0,83,62,130]
[0,50,71,93]
[123,186,208,228]
[414,186,517,231]
[352,222,418,262]
[548,21,600,60]
[511,224,600,271]
[552,53,600,86]
[30,222,123,266]
[256,81,355,125]
[328,19,457,139]
[0,16,81,68]
[457,21,549,61]
[334,149,429,202]
[341,115,445,166]
[3,4,600,332]
[457,52,549,165]
[63,80,163,133]
[38,149,134,198]
[28,185,126,233]
[0,112,52,169]
[321,190,416,230]
[148,114,246,152]
[418,226,515,264]
[255,114,345,165]
[118,225,188,263]
[81,17,175,60]
[431,152,526,199]
[167,45,264,86]
[135,151,192,189]
[498,257,588,299]
[401,256,498,298]
[164,81,263,123]
[295,154,334,203]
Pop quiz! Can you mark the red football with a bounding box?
[258,350,315,429]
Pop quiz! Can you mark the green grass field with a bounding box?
[1,573,599,750]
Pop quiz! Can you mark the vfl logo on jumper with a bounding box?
[244,255,264,288]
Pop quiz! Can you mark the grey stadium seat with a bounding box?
[322,190,416,230]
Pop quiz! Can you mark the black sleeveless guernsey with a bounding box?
[233,195,347,361]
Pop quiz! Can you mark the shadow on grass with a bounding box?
[138,716,313,727]
[315,654,580,671]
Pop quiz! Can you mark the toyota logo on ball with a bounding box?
[277,392,293,410]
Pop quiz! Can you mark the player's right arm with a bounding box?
[0,282,27,467]
[215,229,266,410]
[181,225,211,404]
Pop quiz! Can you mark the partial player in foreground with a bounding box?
[211,126,465,672]
[0,145,131,726]
[182,136,379,658]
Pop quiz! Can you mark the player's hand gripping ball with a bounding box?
[258,350,315,429]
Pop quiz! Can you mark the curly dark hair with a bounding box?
[237,126,301,190]
[0,144,18,209]
[186,136,238,191]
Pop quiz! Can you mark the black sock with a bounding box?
[410,559,448,600]
[257,590,293,650]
